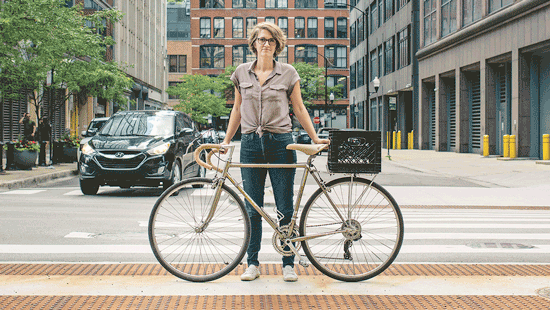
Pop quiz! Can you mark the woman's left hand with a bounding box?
[312,137,330,145]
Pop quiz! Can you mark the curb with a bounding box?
[0,169,78,190]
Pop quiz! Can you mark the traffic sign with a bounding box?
[313,116,320,124]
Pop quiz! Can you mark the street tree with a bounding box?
[0,0,133,125]
[167,74,230,124]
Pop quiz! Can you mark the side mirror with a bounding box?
[81,130,87,137]
[179,128,194,137]
[88,128,98,136]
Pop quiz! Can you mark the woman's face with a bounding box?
[255,29,276,58]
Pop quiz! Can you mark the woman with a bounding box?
[221,22,330,282]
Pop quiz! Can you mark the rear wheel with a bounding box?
[299,177,403,282]
[149,178,250,282]
[80,179,99,195]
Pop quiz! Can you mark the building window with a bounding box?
[423,0,437,45]
[441,0,457,37]
[325,17,334,38]
[278,17,288,36]
[308,17,318,38]
[200,17,211,38]
[214,17,225,38]
[233,45,256,66]
[385,0,394,21]
[167,6,190,40]
[370,50,377,82]
[233,0,256,8]
[201,0,224,8]
[398,0,410,10]
[246,17,257,37]
[265,16,275,24]
[169,55,187,73]
[378,0,384,27]
[462,0,482,26]
[489,0,513,13]
[276,46,288,63]
[325,0,347,8]
[295,17,305,38]
[350,22,356,48]
[295,0,316,9]
[266,0,287,8]
[84,0,101,10]
[337,17,347,38]
[200,45,225,68]
[370,2,378,34]
[350,63,356,91]
[357,17,364,44]
[378,46,383,78]
[397,26,410,69]
[168,82,182,100]
[357,57,364,87]
[295,44,317,65]
[384,37,394,75]
[328,75,347,99]
[325,45,347,68]
[233,17,244,38]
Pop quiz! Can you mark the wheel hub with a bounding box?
[341,219,362,241]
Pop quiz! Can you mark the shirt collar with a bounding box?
[247,60,282,76]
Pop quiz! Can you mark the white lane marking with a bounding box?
[63,190,84,196]
[1,244,550,254]
[0,190,46,195]
[64,232,97,239]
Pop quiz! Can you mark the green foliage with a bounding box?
[4,139,40,152]
[59,133,81,147]
[291,62,344,106]
[167,75,230,124]
[0,0,130,121]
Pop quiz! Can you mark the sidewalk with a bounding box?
[0,162,78,190]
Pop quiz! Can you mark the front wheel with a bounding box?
[149,178,250,282]
[80,178,99,195]
[299,177,403,282]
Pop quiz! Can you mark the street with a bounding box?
[1,147,550,308]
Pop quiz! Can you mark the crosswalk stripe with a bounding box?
[0,190,46,195]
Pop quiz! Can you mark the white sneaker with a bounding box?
[283,266,298,282]
[240,265,260,281]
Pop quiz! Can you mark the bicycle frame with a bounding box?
[197,144,354,243]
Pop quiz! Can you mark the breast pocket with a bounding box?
[240,82,255,101]
[265,84,288,101]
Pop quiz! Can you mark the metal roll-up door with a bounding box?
[429,89,436,150]
[42,89,67,140]
[1,89,28,142]
[448,83,457,149]
[470,75,481,152]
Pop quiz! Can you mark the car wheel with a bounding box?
[163,160,182,191]
[80,179,99,195]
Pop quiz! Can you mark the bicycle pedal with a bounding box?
[298,260,309,268]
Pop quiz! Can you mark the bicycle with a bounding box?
[148,130,403,282]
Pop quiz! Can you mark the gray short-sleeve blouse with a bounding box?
[230,60,300,136]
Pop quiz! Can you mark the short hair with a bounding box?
[248,22,286,57]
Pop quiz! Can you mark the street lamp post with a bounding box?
[296,46,333,128]
[329,92,335,127]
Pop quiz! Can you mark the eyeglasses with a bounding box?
[257,37,276,46]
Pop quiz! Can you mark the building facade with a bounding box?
[190,0,351,130]
[350,0,416,148]
[417,0,550,159]
[167,1,193,108]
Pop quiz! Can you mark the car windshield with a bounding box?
[99,113,174,137]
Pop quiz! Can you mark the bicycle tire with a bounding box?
[299,177,403,282]
[149,177,250,282]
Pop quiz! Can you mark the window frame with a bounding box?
[246,17,257,38]
[266,0,288,8]
[213,17,225,38]
[325,45,347,69]
[232,17,244,38]
[295,44,318,66]
[295,17,305,38]
[295,0,317,9]
[325,17,335,38]
[232,44,256,66]
[168,55,187,73]
[201,0,224,9]
[278,17,288,36]
[200,17,211,39]
[337,17,347,38]
[200,44,225,69]
[307,17,318,38]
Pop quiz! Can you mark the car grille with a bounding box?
[95,153,146,169]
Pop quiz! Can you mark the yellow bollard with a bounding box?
[503,135,510,158]
[409,130,414,149]
[483,135,489,157]
[543,134,550,160]
[392,131,396,149]
[397,131,402,150]
[509,135,517,159]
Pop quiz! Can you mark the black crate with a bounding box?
[328,130,381,174]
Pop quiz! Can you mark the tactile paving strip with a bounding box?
[0,295,549,310]
[1,263,549,277]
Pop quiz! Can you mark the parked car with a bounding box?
[296,130,312,144]
[78,110,205,195]
[77,117,110,163]
[200,129,219,144]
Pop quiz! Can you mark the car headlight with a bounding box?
[81,143,95,156]
[147,142,171,155]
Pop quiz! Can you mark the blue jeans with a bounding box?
[240,132,296,267]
